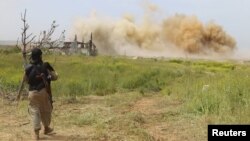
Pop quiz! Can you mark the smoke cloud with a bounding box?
[71,5,236,58]
[162,15,236,54]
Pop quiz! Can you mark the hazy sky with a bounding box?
[0,0,249,50]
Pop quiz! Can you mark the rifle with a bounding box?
[41,72,53,109]
[16,52,28,102]
[16,74,26,101]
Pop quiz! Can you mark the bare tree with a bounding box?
[16,9,36,101]
[19,9,36,65]
[17,10,65,52]
[36,21,65,48]
[51,29,65,48]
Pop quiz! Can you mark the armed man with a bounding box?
[24,48,58,140]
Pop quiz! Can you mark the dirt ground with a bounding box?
[0,93,207,141]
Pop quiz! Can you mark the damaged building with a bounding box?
[49,34,97,56]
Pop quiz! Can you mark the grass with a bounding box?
[1,47,250,140]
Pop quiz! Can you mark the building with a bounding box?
[50,34,97,56]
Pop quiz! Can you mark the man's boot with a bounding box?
[44,126,53,135]
[34,129,40,140]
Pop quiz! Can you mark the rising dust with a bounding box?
[71,3,236,59]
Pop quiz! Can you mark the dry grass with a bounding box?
[0,92,206,141]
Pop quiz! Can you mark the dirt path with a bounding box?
[131,95,182,141]
[0,94,206,141]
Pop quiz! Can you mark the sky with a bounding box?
[0,0,250,51]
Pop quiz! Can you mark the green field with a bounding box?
[1,48,250,140]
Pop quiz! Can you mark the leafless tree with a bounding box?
[35,21,65,48]
[19,9,36,64]
[17,10,65,52]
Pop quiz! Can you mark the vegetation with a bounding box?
[1,47,250,140]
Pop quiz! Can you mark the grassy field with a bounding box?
[1,48,250,140]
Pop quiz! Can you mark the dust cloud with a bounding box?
[71,4,236,58]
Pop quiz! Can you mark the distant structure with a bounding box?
[49,33,97,56]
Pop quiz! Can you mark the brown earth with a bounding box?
[0,93,207,141]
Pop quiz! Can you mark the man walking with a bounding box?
[24,48,58,140]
